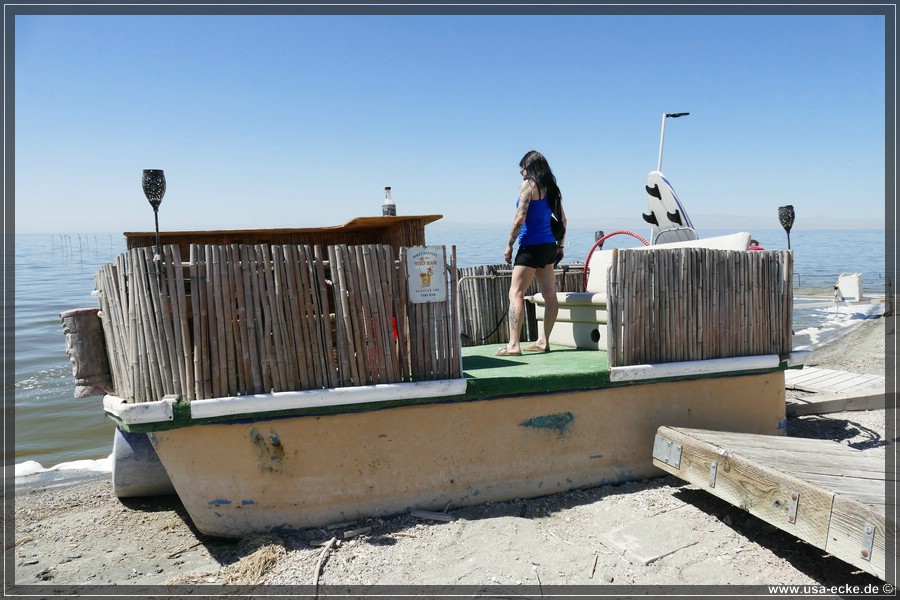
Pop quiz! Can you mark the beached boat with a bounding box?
[59,207,805,538]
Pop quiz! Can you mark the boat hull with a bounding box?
[149,371,785,537]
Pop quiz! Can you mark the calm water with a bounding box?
[12,228,888,470]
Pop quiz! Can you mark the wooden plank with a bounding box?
[786,392,888,416]
[791,473,887,503]
[654,426,889,580]
[708,446,888,483]
[827,376,884,393]
[825,495,890,580]
[796,371,865,389]
[786,368,884,396]
[653,426,836,549]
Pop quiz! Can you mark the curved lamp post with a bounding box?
[142,169,166,259]
[778,204,795,250]
[657,112,689,172]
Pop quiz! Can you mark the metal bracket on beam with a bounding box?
[708,460,718,488]
[652,435,682,469]
[787,492,800,524]
[860,523,876,561]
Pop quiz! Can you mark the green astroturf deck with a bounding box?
[461,344,611,399]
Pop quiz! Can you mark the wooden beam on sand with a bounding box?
[652,426,891,581]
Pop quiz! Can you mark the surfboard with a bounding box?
[641,170,699,244]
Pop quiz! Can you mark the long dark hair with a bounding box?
[519,150,563,216]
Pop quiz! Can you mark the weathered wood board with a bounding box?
[785,367,886,416]
[652,426,892,581]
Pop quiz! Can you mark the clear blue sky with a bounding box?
[13,11,888,234]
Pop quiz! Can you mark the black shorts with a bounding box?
[514,243,558,269]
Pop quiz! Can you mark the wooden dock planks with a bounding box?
[652,426,892,581]
[786,367,885,394]
[785,367,887,416]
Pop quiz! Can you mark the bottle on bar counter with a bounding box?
[382,186,396,216]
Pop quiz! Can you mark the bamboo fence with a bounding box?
[93,243,460,404]
[456,264,585,347]
[607,248,793,367]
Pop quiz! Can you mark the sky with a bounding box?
[10,7,891,236]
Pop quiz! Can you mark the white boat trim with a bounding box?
[609,354,781,382]
[189,378,469,420]
[103,395,175,424]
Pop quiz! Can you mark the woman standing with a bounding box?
[496,150,566,356]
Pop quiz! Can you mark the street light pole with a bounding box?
[657,112,689,172]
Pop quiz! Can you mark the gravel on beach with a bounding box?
[9,316,894,593]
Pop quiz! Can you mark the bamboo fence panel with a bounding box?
[607,248,793,368]
[93,242,462,403]
[398,246,459,381]
[455,264,584,347]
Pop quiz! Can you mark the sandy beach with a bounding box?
[9,315,893,595]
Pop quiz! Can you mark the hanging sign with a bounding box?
[407,246,447,304]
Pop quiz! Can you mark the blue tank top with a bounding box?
[517,197,556,246]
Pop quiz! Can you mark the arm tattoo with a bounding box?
[507,181,534,247]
